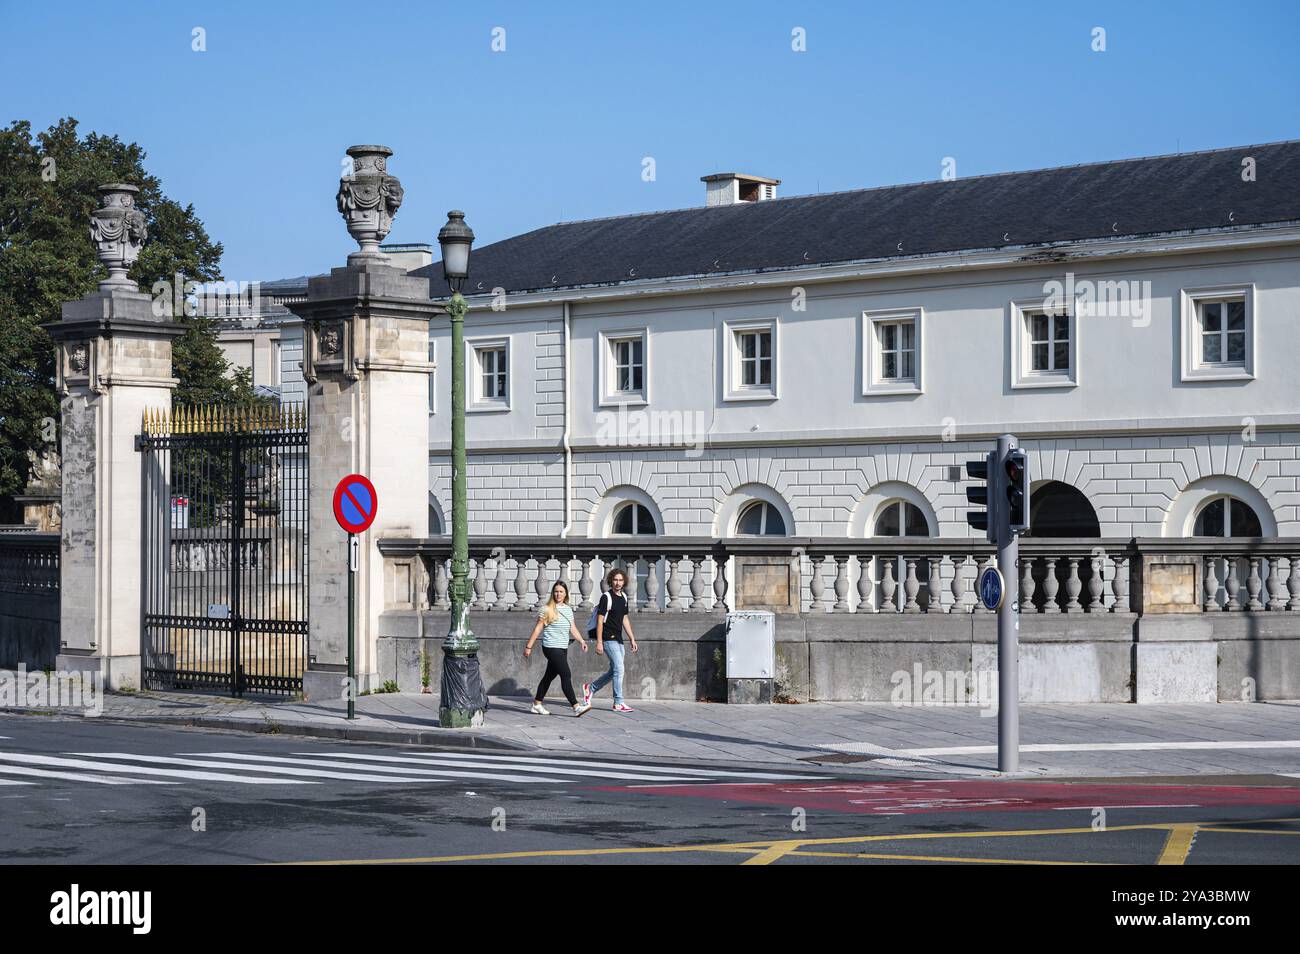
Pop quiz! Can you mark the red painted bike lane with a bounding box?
[595,779,1300,816]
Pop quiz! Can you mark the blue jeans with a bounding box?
[590,641,625,705]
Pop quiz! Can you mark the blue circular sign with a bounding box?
[978,566,1005,611]
[333,474,378,534]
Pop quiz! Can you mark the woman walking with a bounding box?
[524,581,592,716]
[583,568,639,712]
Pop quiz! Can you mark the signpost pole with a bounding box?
[347,532,356,721]
[996,433,1019,772]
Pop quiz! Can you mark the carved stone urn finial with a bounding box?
[89,183,147,290]
[336,145,404,265]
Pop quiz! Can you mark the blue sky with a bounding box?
[3,0,1298,282]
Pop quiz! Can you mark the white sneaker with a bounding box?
[530,702,551,715]
[573,703,592,717]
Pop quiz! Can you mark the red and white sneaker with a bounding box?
[612,703,635,713]
[582,683,593,706]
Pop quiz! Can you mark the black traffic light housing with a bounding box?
[1005,449,1030,534]
[965,453,996,542]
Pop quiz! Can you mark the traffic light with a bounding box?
[1005,449,1029,534]
[965,453,995,541]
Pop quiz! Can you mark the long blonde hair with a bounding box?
[541,581,570,625]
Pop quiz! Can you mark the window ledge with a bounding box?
[864,381,922,396]
[598,394,649,409]
[1011,373,1077,390]
[1182,366,1254,383]
[724,389,778,403]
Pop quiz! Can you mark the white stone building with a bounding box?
[230,143,1300,548]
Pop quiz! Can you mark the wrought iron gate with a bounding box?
[138,404,308,695]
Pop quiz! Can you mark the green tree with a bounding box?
[0,117,249,516]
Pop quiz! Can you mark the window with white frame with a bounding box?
[724,318,777,400]
[612,502,657,535]
[1011,300,1077,388]
[736,500,787,536]
[1181,286,1255,381]
[467,337,510,409]
[599,329,648,405]
[1193,496,1263,537]
[864,308,923,394]
[873,500,929,537]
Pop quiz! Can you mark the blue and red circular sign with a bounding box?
[333,474,378,534]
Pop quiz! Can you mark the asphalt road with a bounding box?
[1,714,1297,865]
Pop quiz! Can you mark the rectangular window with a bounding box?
[1011,300,1076,388]
[466,336,511,410]
[736,329,772,387]
[723,318,778,400]
[863,308,923,395]
[1028,311,1070,372]
[613,337,643,393]
[1198,299,1247,366]
[1181,285,1255,381]
[878,320,915,380]
[479,346,507,399]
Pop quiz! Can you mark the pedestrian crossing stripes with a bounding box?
[0,748,828,790]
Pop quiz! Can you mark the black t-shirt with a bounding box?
[591,590,629,642]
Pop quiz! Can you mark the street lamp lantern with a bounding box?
[437,209,485,728]
[437,210,474,293]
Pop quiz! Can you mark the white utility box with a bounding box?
[725,610,775,704]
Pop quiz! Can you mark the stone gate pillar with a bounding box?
[289,145,435,701]
[44,183,184,689]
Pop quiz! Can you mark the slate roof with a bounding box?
[411,141,1300,297]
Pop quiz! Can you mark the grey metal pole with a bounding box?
[997,433,1019,772]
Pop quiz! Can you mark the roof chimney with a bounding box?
[701,172,780,207]
[379,242,434,272]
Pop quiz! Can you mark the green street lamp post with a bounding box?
[435,210,484,728]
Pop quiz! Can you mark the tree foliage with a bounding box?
[0,117,251,513]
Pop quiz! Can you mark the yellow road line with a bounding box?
[741,840,804,865]
[1198,826,1300,835]
[789,849,1115,865]
[1156,824,1199,865]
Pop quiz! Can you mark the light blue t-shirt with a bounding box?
[539,604,575,649]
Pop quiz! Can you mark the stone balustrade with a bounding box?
[377,535,1298,617]
[0,532,60,594]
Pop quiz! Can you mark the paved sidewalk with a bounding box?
[3,675,1299,779]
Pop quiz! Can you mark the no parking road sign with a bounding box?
[333,474,377,534]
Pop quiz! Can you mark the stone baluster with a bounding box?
[833,555,851,612]
[1085,554,1105,613]
[1288,557,1300,612]
[857,555,875,612]
[1062,557,1082,612]
[1203,556,1221,611]
[666,556,687,611]
[1224,558,1241,611]
[712,553,729,613]
[1246,557,1265,611]
[950,555,968,614]
[472,559,489,610]
[577,557,595,610]
[1266,557,1285,612]
[688,555,707,612]
[491,556,509,610]
[644,558,661,612]
[534,556,550,610]
[809,554,828,612]
[1019,556,1036,613]
[902,557,921,614]
[432,557,450,610]
[1041,557,1061,614]
[926,556,942,614]
[1110,555,1130,613]
[879,559,897,613]
[510,557,529,611]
